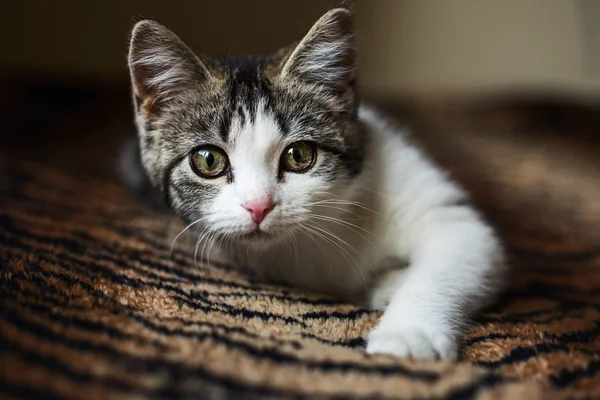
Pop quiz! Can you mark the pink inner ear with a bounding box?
[243,198,277,225]
[140,97,157,118]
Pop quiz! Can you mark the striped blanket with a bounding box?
[2,90,599,399]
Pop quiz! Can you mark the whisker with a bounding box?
[194,225,212,270]
[307,198,380,215]
[169,217,206,261]
[307,216,380,280]
[303,222,368,287]
[285,227,300,268]
[202,230,218,272]
[356,186,391,199]
[208,230,225,271]
[193,231,203,268]
[307,213,378,244]
[306,203,362,217]
[298,224,335,276]
[307,213,372,233]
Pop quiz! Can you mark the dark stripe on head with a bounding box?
[161,155,186,209]
[219,108,233,142]
[220,56,276,124]
[273,109,291,136]
[237,105,246,128]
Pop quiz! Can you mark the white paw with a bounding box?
[366,325,458,360]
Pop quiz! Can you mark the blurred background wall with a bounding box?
[2,0,600,98]
[356,0,600,96]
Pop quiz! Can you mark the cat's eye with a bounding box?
[281,141,316,173]
[190,146,229,178]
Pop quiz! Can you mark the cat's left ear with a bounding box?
[279,7,356,98]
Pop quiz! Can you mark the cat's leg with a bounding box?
[368,268,407,310]
[366,206,504,360]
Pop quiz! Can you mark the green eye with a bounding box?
[190,146,229,178]
[281,141,316,173]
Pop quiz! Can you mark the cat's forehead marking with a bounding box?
[226,102,283,201]
[213,56,277,143]
[228,100,283,158]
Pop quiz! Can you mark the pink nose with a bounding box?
[243,199,276,225]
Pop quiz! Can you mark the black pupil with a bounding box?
[293,148,302,163]
[205,152,215,168]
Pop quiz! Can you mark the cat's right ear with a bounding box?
[278,8,356,97]
[128,20,213,117]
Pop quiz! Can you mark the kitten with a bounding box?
[125,6,506,360]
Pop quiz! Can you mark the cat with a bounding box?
[124,5,506,360]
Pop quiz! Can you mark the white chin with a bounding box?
[237,228,286,247]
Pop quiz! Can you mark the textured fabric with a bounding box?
[1,90,599,399]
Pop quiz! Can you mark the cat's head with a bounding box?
[127,6,365,246]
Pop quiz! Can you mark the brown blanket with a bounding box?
[2,86,599,399]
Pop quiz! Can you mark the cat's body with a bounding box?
[126,7,506,360]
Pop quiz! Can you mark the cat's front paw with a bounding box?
[366,324,457,360]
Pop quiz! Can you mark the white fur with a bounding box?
[192,104,505,360]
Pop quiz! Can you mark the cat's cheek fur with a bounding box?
[207,185,256,233]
